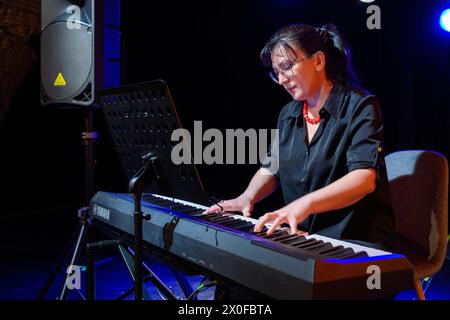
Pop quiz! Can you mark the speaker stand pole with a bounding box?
[58,109,98,300]
[39,108,98,300]
[82,109,97,205]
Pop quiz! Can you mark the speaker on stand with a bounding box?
[38,0,121,300]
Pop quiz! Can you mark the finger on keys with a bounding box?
[254,212,275,232]
[266,216,284,235]
[202,204,222,215]
[288,216,298,235]
[242,209,251,217]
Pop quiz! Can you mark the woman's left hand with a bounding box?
[254,197,312,235]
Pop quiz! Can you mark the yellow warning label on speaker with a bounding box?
[54,72,67,87]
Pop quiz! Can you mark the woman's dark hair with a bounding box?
[260,23,359,85]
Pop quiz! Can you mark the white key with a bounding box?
[151,193,208,210]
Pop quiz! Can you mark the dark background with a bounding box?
[1,0,449,222]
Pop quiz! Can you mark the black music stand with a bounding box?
[97,79,209,299]
[99,79,208,204]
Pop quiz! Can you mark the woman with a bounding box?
[204,23,395,251]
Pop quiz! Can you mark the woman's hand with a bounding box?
[254,197,312,235]
[203,194,254,217]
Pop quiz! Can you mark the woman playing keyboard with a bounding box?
[204,23,395,252]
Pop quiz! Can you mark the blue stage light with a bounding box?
[440,8,450,32]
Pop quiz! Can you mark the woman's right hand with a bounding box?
[202,194,254,217]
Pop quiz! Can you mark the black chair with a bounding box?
[385,150,448,300]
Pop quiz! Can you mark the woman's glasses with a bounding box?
[269,54,312,84]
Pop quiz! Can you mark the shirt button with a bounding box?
[300,178,306,183]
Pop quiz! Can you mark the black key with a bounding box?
[262,230,289,239]
[307,242,333,253]
[300,241,327,251]
[235,224,256,232]
[256,229,281,238]
[282,236,308,245]
[225,219,251,228]
[295,239,324,249]
[187,210,205,217]
[340,251,369,259]
[327,248,355,259]
[209,215,233,222]
[315,245,345,255]
[271,234,298,242]
[220,219,244,228]
[211,216,235,224]
[201,213,222,220]
[291,239,317,248]
[255,229,285,238]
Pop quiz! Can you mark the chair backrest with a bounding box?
[385,150,448,267]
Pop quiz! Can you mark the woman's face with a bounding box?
[271,44,324,101]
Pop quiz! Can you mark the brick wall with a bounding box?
[0,0,40,125]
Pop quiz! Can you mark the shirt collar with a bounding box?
[320,82,346,119]
[280,82,346,121]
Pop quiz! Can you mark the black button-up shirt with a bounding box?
[263,82,395,250]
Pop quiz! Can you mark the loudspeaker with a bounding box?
[41,0,121,107]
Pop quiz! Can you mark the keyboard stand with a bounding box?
[86,240,179,300]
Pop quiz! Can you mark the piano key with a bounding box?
[151,194,209,211]
[204,215,226,222]
[233,222,256,232]
[167,203,190,211]
[315,245,345,255]
[200,213,222,220]
[254,228,281,237]
[226,219,254,228]
[220,219,246,228]
[307,242,334,253]
[206,214,230,220]
[270,233,299,242]
[326,248,355,258]
[305,234,385,257]
[345,251,369,259]
[298,241,327,251]
[210,216,235,224]
[280,236,307,245]
[291,239,317,248]
[261,230,288,239]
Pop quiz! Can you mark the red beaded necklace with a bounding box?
[303,100,321,124]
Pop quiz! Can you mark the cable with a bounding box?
[187,280,218,301]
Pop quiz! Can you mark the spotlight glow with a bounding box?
[440,9,450,32]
